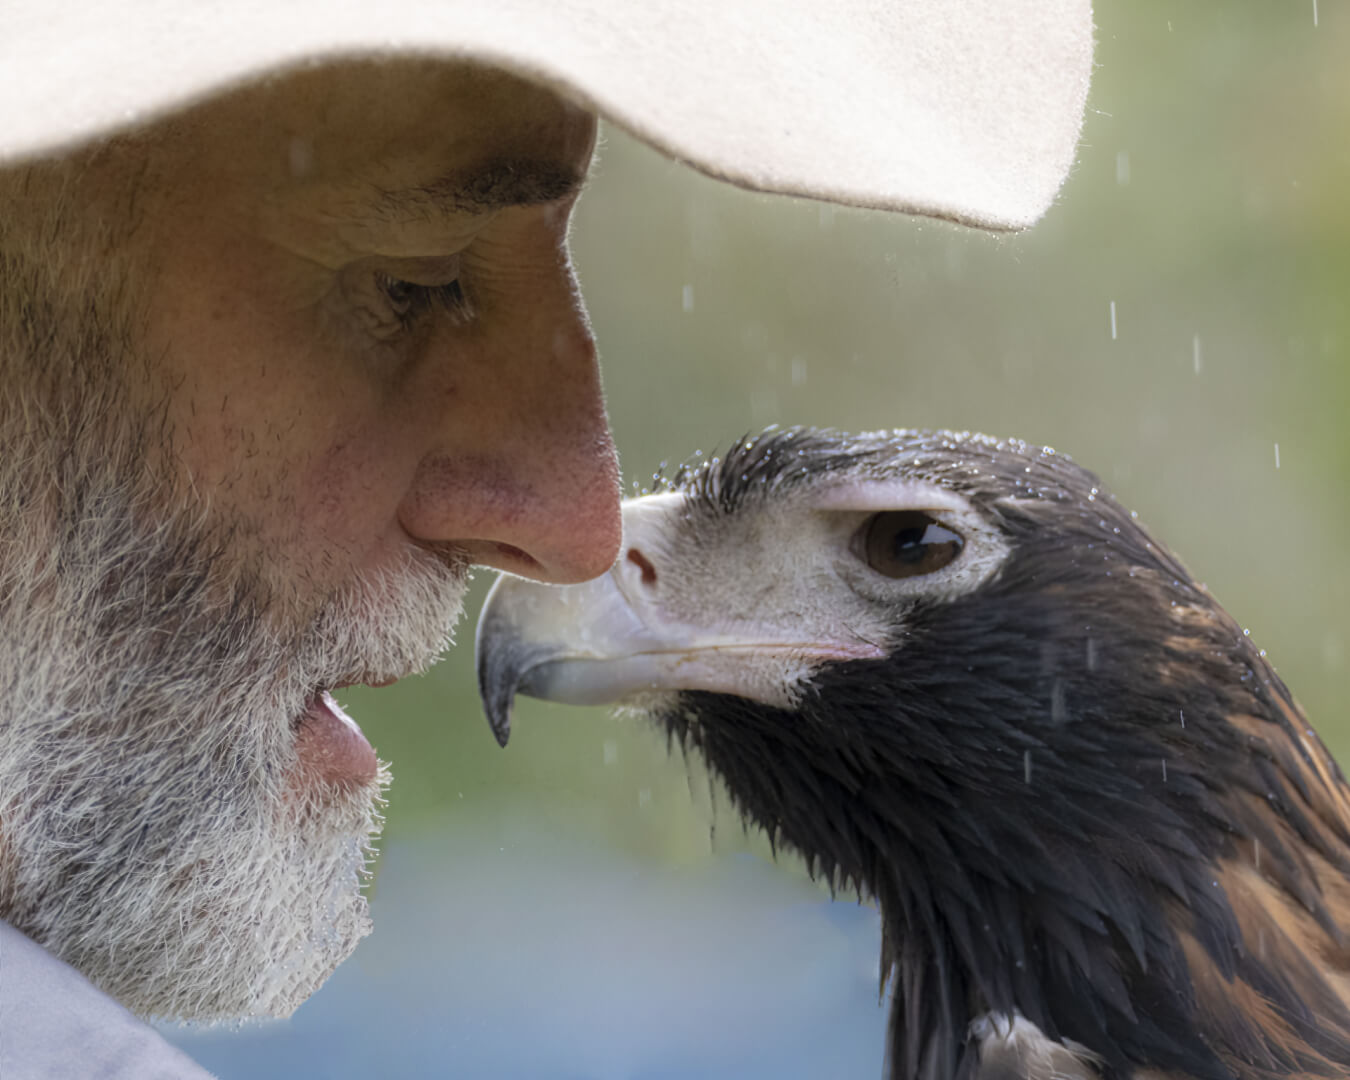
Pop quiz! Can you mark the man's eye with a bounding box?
[374,272,474,326]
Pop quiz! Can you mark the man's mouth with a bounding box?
[294,689,379,789]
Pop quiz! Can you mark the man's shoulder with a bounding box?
[0,920,216,1080]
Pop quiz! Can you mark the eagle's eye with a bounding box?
[862,511,964,579]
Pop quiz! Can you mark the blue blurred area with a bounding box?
[167,814,886,1080]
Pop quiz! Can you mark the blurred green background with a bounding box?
[172,4,1350,1077]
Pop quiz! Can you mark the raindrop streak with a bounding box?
[1179,709,1186,729]
[1109,301,1118,340]
[681,284,694,312]
[1116,151,1131,186]
[1193,334,1203,375]
[1162,759,1168,783]
[1274,443,1281,470]
[1254,838,1262,872]
[1313,0,1319,27]
[1024,750,1033,785]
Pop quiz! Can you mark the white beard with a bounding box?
[0,431,469,1021]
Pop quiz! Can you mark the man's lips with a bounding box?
[294,689,378,789]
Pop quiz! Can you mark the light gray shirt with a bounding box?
[0,920,215,1079]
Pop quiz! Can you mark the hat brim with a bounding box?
[0,0,1093,230]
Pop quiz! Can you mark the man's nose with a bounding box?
[396,278,622,585]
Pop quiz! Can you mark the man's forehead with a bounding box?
[164,58,598,258]
[269,154,592,260]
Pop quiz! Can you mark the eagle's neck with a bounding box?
[663,586,1350,1080]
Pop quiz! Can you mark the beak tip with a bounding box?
[477,670,516,749]
[476,604,520,749]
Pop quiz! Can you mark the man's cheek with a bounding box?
[298,427,416,562]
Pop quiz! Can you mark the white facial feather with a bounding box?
[613,474,1010,706]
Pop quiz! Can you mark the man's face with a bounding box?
[143,60,619,596]
[0,61,620,1019]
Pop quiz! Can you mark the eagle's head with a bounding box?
[476,427,1350,1080]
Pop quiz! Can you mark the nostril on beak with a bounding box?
[626,548,658,587]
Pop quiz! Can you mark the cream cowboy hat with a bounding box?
[0,0,1092,230]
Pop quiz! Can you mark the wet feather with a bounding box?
[652,429,1350,1079]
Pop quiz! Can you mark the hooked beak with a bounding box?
[474,494,885,746]
[475,563,675,746]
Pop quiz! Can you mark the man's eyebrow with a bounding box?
[367,160,586,222]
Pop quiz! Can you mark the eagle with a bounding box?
[475,427,1350,1080]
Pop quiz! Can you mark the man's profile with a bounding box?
[0,2,1092,1076]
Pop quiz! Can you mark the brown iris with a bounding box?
[863,511,964,579]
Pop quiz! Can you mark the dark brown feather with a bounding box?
[646,428,1350,1078]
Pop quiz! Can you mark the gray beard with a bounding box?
[0,376,469,1022]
